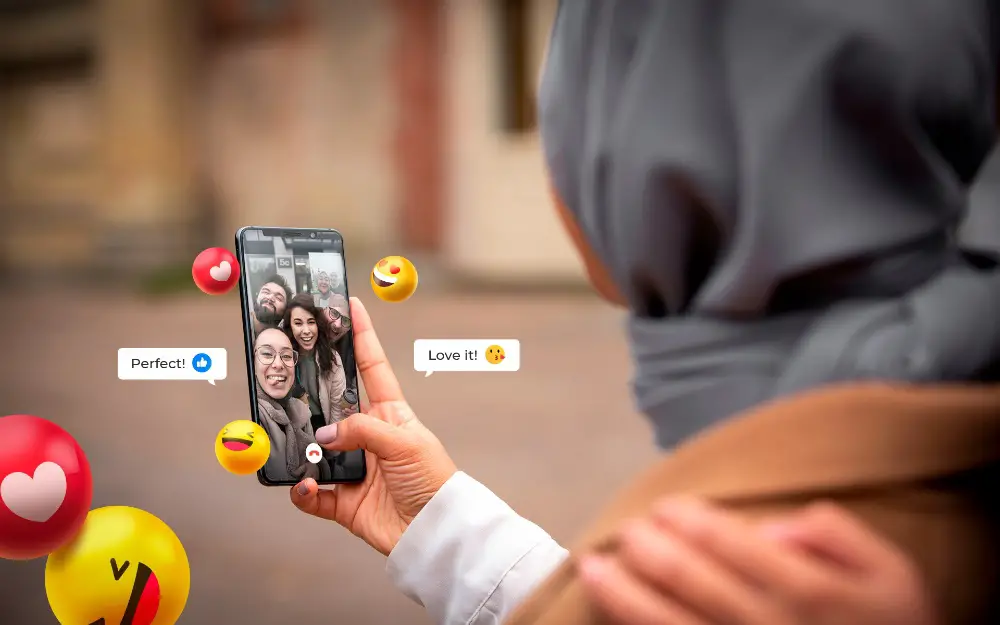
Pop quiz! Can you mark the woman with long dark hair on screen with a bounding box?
[281,294,359,480]
[282,293,351,433]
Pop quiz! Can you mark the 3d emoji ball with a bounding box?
[215,420,270,475]
[0,414,93,560]
[192,247,240,295]
[46,506,190,625]
[371,255,419,302]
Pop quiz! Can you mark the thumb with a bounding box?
[314,413,405,459]
[290,477,340,522]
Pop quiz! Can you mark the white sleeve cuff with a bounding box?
[387,471,569,625]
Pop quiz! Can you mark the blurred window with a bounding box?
[205,0,310,40]
[496,0,536,133]
[0,0,91,16]
[0,0,95,65]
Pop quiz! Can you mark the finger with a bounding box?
[349,297,405,404]
[314,412,406,460]
[578,555,705,625]
[617,519,772,624]
[289,478,340,522]
[761,502,902,574]
[653,499,840,597]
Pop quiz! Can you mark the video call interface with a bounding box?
[241,229,364,484]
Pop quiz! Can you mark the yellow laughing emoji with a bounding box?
[214,420,270,475]
[371,255,419,303]
[45,506,190,625]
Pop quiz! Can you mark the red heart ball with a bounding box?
[192,247,240,295]
[0,415,93,560]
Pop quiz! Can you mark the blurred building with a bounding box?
[0,0,585,285]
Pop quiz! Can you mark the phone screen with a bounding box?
[236,227,366,485]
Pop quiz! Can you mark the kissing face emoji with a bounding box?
[370,256,419,303]
[45,506,190,625]
[215,420,270,476]
[485,345,505,365]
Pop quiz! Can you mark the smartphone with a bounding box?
[235,226,366,486]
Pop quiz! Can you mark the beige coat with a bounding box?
[506,383,1000,625]
[315,349,348,426]
[299,349,348,426]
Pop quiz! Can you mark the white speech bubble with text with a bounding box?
[414,339,520,377]
[118,348,228,385]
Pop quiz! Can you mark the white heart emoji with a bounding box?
[0,462,67,523]
[209,260,231,282]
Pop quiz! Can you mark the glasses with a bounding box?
[327,308,352,329]
[255,346,298,367]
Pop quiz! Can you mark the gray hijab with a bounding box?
[539,0,1000,449]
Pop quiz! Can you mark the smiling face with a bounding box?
[485,344,506,364]
[324,299,351,341]
[214,419,270,475]
[254,329,296,400]
[254,282,287,324]
[370,255,419,303]
[289,306,318,352]
[44,506,190,625]
[316,272,330,294]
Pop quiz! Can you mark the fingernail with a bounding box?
[315,423,338,444]
[296,482,310,496]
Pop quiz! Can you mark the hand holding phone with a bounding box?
[288,297,460,557]
[236,227,366,486]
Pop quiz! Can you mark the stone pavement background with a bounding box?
[0,276,659,624]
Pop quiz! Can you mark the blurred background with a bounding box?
[0,1,653,623]
[0,0,997,623]
[0,0,587,286]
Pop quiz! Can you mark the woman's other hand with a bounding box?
[290,297,458,556]
[579,499,939,625]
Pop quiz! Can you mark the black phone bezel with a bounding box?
[235,226,367,487]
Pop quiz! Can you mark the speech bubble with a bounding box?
[414,339,521,377]
[117,348,228,385]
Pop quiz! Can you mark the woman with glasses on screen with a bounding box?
[323,293,358,405]
[253,328,325,482]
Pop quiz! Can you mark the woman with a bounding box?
[283,294,355,478]
[294,299,991,625]
[293,2,1000,625]
[282,293,350,434]
[253,328,322,483]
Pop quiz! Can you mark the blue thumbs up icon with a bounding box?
[192,353,212,373]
